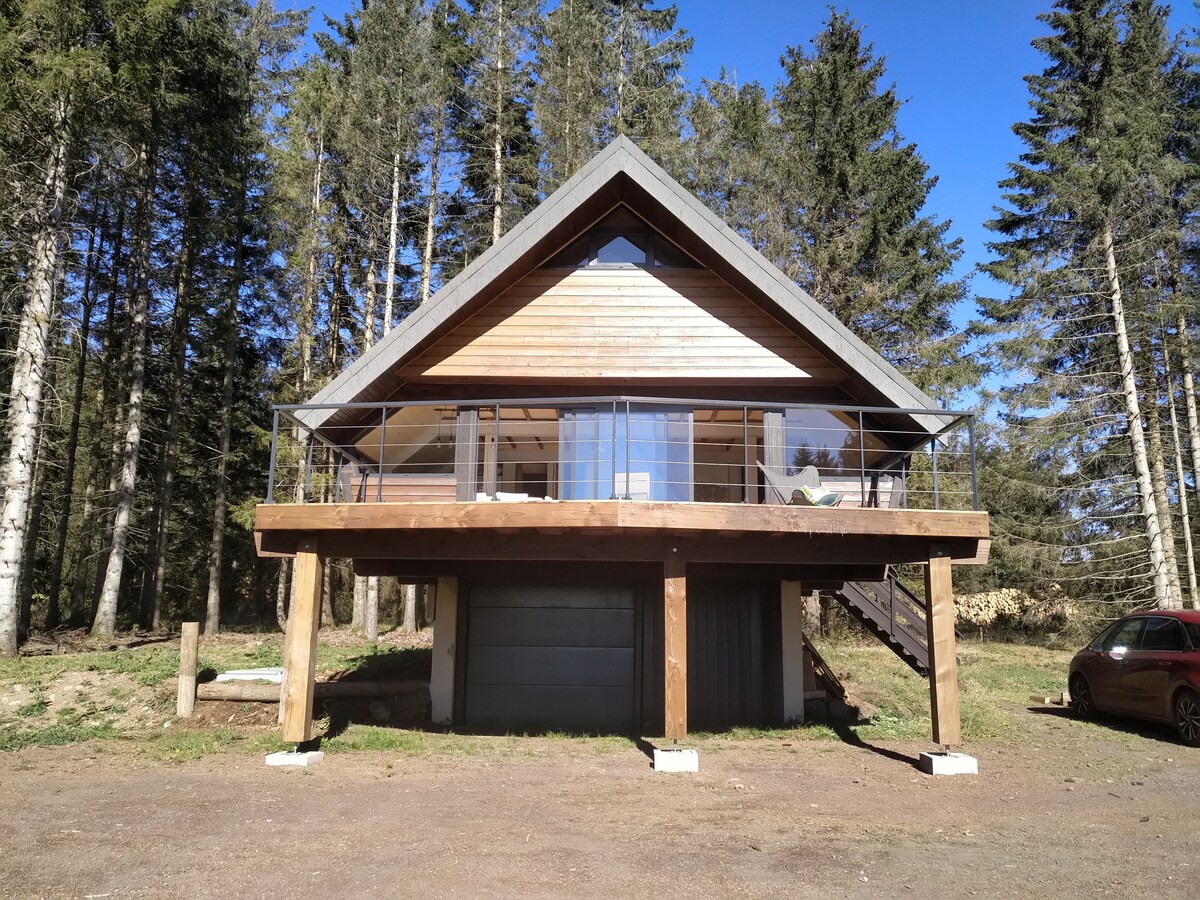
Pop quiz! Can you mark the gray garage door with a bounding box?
[464,581,636,733]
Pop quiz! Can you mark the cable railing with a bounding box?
[264,396,980,512]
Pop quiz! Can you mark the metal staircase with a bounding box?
[833,569,930,675]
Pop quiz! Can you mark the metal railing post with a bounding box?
[742,405,749,504]
[303,433,315,502]
[610,400,618,499]
[624,400,631,500]
[377,407,386,503]
[968,415,980,511]
[931,437,940,511]
[858,410,867,508]
[266,409,280,503]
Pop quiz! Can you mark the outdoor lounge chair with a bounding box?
[756,462,843,507]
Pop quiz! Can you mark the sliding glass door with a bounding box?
[559,405,693,501]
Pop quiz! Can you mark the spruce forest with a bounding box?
[0,0,1197,656]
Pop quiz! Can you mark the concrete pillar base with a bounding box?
[918,751,977,776]
[265,751,325,768]
[653,748,699,773]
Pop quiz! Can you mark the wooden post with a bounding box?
[176,622,199,717]
[664,556,687,742]
[281,537,323,744]
[925,548,961,747]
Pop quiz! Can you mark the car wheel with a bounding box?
[1070,674,1094,719]
[1174,689,1200,748]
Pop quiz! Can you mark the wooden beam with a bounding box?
[925,548,961,747]
[352,557,886,583]
[255,500,990,541]
[262,529,982,568]
[194,679,426,703]
[281,538,323,744]
[664,556,687,742]
[176,622,199,718]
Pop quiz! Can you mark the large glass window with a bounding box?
[559,405,692,501]
[783,409,889,476]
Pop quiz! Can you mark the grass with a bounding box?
[815,636,1074,743]
[0,631,1080,758]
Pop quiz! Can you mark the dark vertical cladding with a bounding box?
[685,575,782,732]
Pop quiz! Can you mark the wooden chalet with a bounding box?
[255,136,989,752]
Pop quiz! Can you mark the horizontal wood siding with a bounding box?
[400,268,845,381]
[343,473,457,503]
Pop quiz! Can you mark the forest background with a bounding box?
[0,0,1198,656]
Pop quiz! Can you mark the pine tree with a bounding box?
[685,70,784,255]
[456,0,541,258]
[983,0,1195,609]
[597,0,692,175]
[0,0,108,654]
[774,10,972,395]
[534,0,606,191]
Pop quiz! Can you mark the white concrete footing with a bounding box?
[653,748,699,773]
[265,750,325,768]
[918,751,977,776]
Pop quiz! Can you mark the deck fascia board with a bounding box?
[254,501,988,540]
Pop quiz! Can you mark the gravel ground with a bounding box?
[1,700,1197,899]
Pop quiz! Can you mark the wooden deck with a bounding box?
[255,500,988,567]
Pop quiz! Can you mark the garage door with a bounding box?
[464,581,636,733]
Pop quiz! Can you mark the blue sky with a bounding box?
[297,0,1200,330]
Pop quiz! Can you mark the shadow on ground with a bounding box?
[1026,705,1183,747]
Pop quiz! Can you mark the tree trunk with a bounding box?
[1164,348,1199,608]
[420,118,443,306]
[383,148,402,336]
[1145,376,1184,609]
[1178,314,1200,508]
[275,558,290,632]
[0,101,72,657]
[352,573,366,634]
[204,175,247,637]
[46,207,102,629]
[402,582,417,633]
[491,1,506,246]
[19,411,50,640]
[70,195,126,624]
[364,577,379,641]
[141,216,196,629]
[93,141,157,637]
[1102,225,1170,608]
[299,130,324,393]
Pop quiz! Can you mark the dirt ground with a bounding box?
[1,700,1197,899]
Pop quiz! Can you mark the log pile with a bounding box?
[955,585,1077,631]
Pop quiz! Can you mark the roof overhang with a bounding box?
[298,136,952,437]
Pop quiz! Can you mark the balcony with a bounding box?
[264,396,979,512]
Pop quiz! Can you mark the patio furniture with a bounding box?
[757,462,842,507]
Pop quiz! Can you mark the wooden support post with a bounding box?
[281,537,323,744]
[925,548,961,747]
[429,576,459,726]
[664,556,687,742]
[176,622,199,717]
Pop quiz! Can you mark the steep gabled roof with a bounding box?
[301,135,944,433]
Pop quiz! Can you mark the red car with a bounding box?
[1069,610,1200,747]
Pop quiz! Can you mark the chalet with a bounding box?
[254,137,989,760]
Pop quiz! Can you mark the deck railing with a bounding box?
[264,397,980,511]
